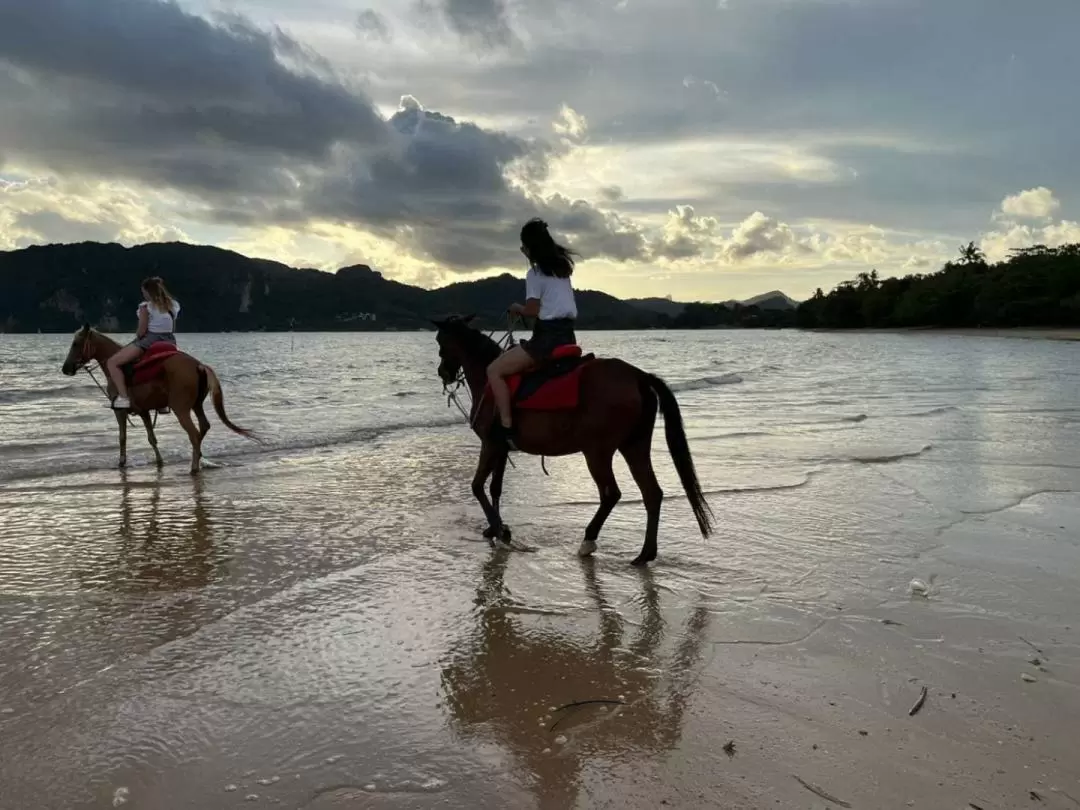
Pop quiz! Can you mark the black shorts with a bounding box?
[521,318,576,361]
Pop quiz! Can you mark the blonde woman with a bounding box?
[107,276,180,409]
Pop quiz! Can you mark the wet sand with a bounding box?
[2,438,1079,809]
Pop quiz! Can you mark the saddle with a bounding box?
[122,341,180,389]
[488,344,596,411]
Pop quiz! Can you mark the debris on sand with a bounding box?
[722,741,736,758]
[793,775,852,808]
[908,686,929,716]
[1022,673,1037,683]
[548,699,626,731]
[1019,636,1045,657]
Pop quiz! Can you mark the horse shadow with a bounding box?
[439,551,711,809]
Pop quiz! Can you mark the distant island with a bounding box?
[0,241,799,333]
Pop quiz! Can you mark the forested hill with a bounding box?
[796,242,1080,329]
[0,241,798,332]
[0,241,661,332]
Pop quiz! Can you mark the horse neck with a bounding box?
[90,333,122,363]
[459,352,491,400]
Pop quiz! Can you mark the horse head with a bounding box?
[431,313,476,385]
[61,323,94,376]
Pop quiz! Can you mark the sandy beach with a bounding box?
[2,330,1079,809]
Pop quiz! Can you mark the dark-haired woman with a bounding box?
[487,218,578,449]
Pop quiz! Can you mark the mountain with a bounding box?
[740,290,800,310]
[0,241,664,333]
[625,296,687,317]
[628,291,800,318]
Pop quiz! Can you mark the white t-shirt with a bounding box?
[139,299,180,333]
[525,266,577,320]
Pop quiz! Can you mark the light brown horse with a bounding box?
[433,314,715,565]
[61,324,259,473]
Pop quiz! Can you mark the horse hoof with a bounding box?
[498,525,513,545]
[630,552,656,567]
[118,460,127,469]
[577,539,597,558]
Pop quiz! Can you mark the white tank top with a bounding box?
[139,299,180,333]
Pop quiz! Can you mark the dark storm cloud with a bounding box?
[355,9,392,42]
[0,0,641,270]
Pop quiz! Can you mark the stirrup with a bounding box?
[490,420,519,451]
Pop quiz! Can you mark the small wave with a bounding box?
[842,414,868,423]
[693,430,773,441]
[547,473,815,507]
[0,385,86,404]
[0,414,465,485]
[852,444,933,464]
[670,373,744,393]
[393,391,420,398]
[899,405,958,418]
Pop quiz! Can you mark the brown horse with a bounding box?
[61,324,259,473]
[433,314,715,565]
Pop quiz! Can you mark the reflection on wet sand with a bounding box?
[74,470,228,594]
[441,551,711,809]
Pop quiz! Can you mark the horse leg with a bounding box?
[115,410,128,468]
[481,448,512,544]
[620,437,664,566]
[578,447,621,558]
[140,412,164,467]
[194,400,211,440]
[174,407,204,475]
[471,441,503,542]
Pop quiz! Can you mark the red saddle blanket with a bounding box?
[131,342,179,386]
[485,344,595,411]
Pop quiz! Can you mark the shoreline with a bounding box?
[812,326,1080,341]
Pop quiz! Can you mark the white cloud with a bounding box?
[1000,187,1060,220]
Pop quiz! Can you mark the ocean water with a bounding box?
[1,329,1079,809]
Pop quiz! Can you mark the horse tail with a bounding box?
[200,364,261,443]
[638,371,715,538]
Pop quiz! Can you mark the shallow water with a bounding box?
[2,330,1079,809]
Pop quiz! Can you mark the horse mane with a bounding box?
[442,318,502,365]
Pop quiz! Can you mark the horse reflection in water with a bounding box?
[440,551,711,809]
[76,471,228,595]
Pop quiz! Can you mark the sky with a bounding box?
[1,0,1079,302]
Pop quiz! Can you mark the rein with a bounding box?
[441,314,551,476]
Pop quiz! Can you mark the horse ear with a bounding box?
[463,313,476,324]
[430,318,444,329]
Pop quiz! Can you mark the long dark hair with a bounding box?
[520,218,576,278]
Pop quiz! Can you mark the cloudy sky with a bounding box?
[1,0,1078,301]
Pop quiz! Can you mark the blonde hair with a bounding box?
[141,276,174,313]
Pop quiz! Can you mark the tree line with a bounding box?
[796,242,1080,329]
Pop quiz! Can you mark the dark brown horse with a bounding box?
[433,314,714,565]
[61,324,259,473]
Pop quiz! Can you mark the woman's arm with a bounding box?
[136,305,149,338]
[509,299,541,318]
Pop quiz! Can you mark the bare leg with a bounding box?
[620,438,664,566]
[174,408,203,475]
[107,344,142,400]
[486,345,533,429]
[140,412,164,467]
[116,409,128,468]
[578,448,621,558]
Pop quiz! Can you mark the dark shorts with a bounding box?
[132,332,177,350]
[520,318,576,362]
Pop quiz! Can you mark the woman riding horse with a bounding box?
[486,218,579,450]
[106,276,180,410]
